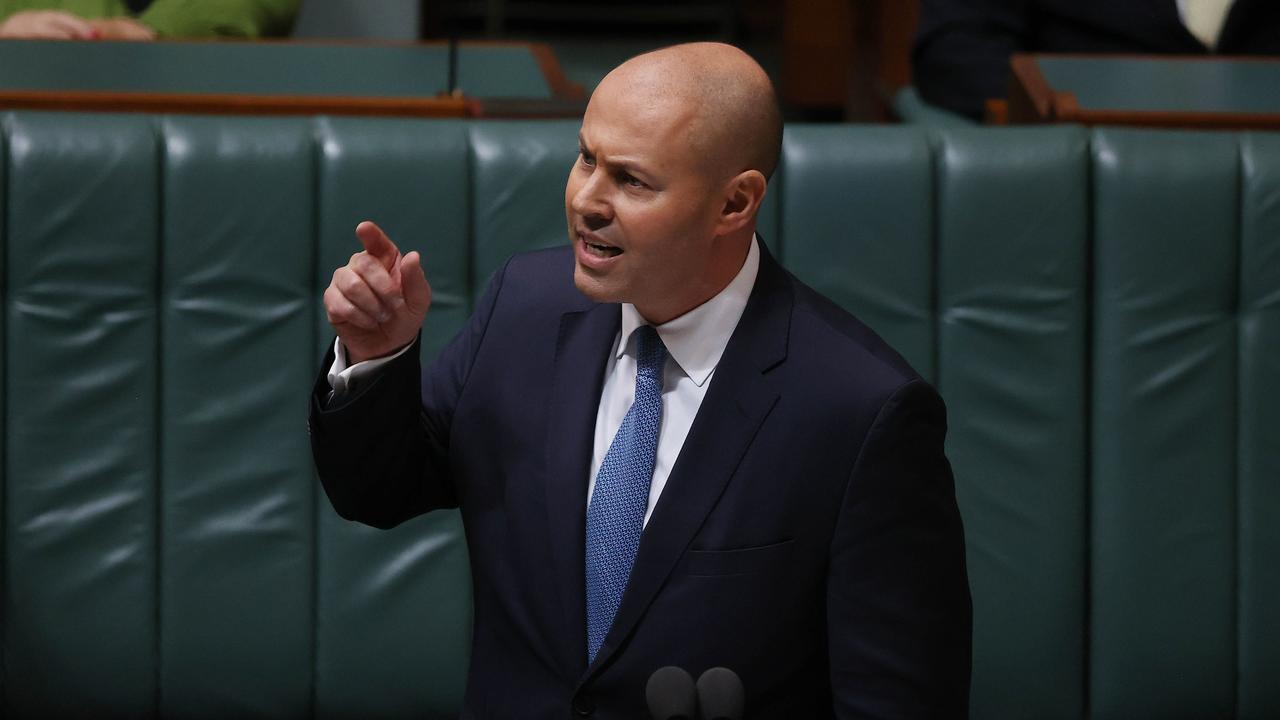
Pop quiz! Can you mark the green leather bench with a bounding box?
[1,112,1276,719]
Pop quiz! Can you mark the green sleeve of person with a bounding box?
[0,0,299,37]
[139,0,300,38]
[0,0,125,20]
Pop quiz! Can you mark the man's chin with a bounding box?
[572,265,623,304]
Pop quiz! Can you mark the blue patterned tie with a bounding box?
[585,325,666,663]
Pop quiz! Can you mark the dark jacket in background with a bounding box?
[914,0,1280,120]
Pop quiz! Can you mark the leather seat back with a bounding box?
[2,112,1276,719]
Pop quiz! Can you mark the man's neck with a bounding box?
[633,232,754,325]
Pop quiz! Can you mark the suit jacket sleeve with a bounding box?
[828,379,973,718]
[308,257,512,529]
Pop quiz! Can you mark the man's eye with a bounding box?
[621,174,646,188]
[579,152,595,167]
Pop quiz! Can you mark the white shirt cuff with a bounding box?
[326,338,414,396]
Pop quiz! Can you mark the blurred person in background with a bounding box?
[0,0,299,40]
[914,0,1280,120]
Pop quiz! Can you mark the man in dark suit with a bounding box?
[914,0,1280,120]
[311,42,970,718]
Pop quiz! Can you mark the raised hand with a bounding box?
[324,221,431,364]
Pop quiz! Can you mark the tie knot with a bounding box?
[634,325,666,381]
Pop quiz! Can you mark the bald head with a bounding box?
[596,42,783,181]
[567,43,778,322]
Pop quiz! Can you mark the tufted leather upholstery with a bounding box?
[1,112,1277,719]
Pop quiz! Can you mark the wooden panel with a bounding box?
[1006,53,1280,130]
[0,39,582,119]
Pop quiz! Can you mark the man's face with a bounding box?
[565,80,727,323]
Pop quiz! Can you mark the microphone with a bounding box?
[696,667,745,720]
[646,666,697,720]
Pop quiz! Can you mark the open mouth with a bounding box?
[581,235,622,258]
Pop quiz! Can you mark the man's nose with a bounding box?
[571,170,611,222]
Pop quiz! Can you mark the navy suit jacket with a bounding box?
[310,243,971,718]
[914,0,1280,120]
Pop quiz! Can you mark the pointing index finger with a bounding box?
[355,220,400,272]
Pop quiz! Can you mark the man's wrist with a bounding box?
[327,338,414,397]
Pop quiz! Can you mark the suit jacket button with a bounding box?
[572,694,595,716]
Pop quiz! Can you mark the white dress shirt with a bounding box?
[328,236,762,527]
[1177,0,1235,49]
[588,237,759,526]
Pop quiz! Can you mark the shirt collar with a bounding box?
[616,235,761,387]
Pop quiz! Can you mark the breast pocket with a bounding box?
[683,539,795,577]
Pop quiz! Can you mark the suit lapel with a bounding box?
[1126,0,1205,51]
[1218,0,1264,50]
[583,246,793,679]
[544,301,620,674]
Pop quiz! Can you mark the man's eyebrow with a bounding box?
[576,134,652,177]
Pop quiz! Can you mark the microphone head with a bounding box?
[696,667,745,720]
[646,666,698,720]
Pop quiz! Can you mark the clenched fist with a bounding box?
[324,221,431,364]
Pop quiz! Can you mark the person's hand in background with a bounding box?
[90,16,155,41]
[0,10,97,39]
[324,221,432,364]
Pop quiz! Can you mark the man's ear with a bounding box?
[716,170,768,234]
